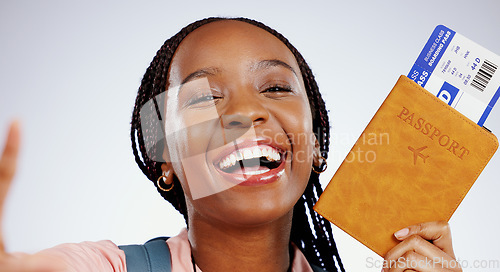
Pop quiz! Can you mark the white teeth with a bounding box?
[252,148,262,158]
[218,145,282,170]
[262,148,268,158]
[273,151,279,161]
[243,149,253,160]
[229,154,236,166]
[235,151,243,161]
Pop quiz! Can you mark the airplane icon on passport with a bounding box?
[408,145,429,165]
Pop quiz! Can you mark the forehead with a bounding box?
[168,20,302,85]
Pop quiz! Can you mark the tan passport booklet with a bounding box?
[314,75,498,257]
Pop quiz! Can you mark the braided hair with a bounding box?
[130,17,345,272]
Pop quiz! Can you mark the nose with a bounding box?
[220,90,269,129]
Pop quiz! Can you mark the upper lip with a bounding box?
[212,137,286,168]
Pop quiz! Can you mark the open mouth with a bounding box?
[214,144,286,185]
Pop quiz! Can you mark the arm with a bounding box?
[0,121,126,272]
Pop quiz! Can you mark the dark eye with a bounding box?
[261,85,293,98]
[186,93,222,107]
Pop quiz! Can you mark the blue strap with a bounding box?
[119,238,172,272]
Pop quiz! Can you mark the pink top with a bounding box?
[35,229,314,272]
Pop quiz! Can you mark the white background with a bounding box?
[1,1,499,271]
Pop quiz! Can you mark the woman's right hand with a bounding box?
[0,121,67,271]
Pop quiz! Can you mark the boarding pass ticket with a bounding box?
[408,25,500,127]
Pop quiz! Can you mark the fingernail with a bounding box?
[394,227,409,239]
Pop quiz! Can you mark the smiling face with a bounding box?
[164,20,318,227]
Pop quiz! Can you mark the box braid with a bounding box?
[130,17,345,272]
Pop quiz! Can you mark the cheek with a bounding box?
[272,99,315,172]
[281,99,314,148]
[166,107,220,156]
[164,109,220,193]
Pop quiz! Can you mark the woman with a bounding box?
[0,17,461,271]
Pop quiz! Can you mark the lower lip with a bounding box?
[215,156,286,186]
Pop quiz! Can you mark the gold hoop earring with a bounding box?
[157,172,174,192]
[312,156,327,174]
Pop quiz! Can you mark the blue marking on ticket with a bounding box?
[408,25,500,126]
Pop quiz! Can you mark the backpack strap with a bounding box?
[119,237,171,272]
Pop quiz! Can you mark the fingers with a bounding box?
[384,234,460,271]
[0,120,21,252]
[383,221,462,271]
[0,121,21,198]
[393,221,455,258]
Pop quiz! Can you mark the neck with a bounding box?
[187,210,293,272]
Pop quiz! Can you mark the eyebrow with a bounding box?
[251,59,298,77]
[180,59,298,85]
[181,67,221,85]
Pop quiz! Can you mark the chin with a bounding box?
[198,186,299,228]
